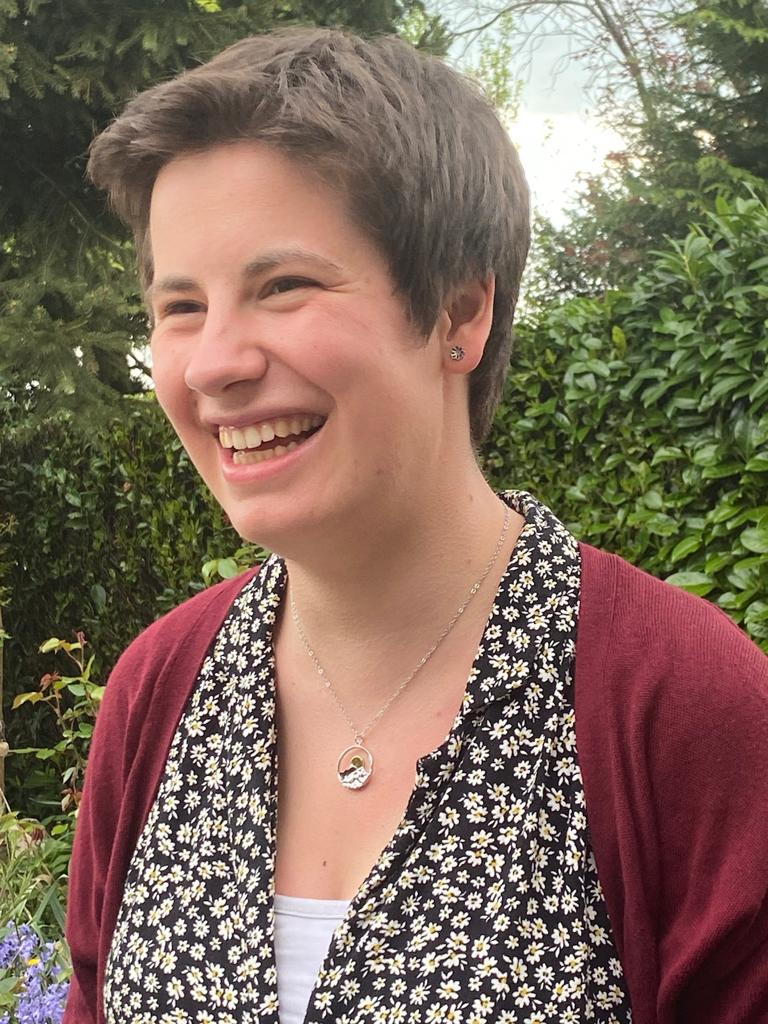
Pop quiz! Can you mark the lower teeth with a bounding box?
[232,440,299,466]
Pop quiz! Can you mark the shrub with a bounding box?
[0,398,255,812]
[484,187,768,649]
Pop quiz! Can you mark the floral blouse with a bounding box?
[103,492,632,1023]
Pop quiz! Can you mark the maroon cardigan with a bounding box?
[63,544,768,1023]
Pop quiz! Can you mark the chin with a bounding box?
[221,493,326,555]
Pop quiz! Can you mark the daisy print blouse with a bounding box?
[103,492,632,1024]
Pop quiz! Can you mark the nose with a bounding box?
[184,304,269,396]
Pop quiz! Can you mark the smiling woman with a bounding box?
[64,26,768,1024]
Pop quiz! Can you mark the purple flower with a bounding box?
[0,923,37,969]
[0,923,69,1024]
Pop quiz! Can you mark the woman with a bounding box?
[65,28,768,1024]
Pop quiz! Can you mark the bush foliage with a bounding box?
[484,187,768,648]
[0,399,254,811]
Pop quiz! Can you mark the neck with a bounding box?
[280,464,524,677]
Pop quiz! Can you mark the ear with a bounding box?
[437,276,496,373]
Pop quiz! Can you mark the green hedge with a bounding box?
[0,398,255,811]
[484,188,768,649]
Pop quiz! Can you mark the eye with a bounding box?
[265,277,317,296]
[161,300,205,317]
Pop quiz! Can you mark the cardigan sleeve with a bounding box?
[576,545,768,1024]
[63,571,258,1024]
[63,635,139,1024]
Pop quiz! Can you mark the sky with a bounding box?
[447,11,625,224]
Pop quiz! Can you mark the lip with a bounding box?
[204,408,328,434]
[218,417,326,484]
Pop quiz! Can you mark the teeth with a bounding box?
[243,425,262,448]
[233,448,275,465]
[232,441,298,465]
[219,414,324,450]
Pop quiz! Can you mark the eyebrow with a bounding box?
[145,247,344,305]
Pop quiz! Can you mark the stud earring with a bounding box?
[449,346,465,362]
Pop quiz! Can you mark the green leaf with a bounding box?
[692,444,720,467]
[651,446,683,466]
[701,462,743,480]
[39,637,64,653]
[718,590,753,610]
[710,502,739,524]
[644,513,679,537]
[12,691,45,708]
[217,557,240,579]
[741,527,768,554]
[705,552,731,574]
[665,571,715,596]
[670,535,703,562]
[90,583,107,611]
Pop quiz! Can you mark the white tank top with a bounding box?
[274,894,351,1024]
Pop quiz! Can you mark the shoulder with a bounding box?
[126,567,260,657]
[577,542,768,707]
[102,567,261,713]
[576,541,768,809]
[576,541,768,811]
[576,550,768,1018]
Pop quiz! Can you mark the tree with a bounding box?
[439,0,768,295]
[0,0,449,422]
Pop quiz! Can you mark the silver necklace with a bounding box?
[289,504,512,790]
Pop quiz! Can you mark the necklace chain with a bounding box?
[289,504,512,746]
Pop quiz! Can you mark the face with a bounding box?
[148,142,456,549]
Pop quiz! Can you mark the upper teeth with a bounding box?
[219,414,324,451]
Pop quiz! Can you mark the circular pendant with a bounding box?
[337,744,374,790]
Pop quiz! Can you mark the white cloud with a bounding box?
[503,109,624,225]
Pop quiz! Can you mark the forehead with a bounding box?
[150,141,345,226]
[147,141,378,278]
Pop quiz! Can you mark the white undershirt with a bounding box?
[274,894,351,1024]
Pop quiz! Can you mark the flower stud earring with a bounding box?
[449,346,465,362]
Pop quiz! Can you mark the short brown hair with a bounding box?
[88,28,530,443]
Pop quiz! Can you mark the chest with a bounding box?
[270,582,495,901]
[272,691,457,901]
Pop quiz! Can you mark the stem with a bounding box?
[590,0,659,126]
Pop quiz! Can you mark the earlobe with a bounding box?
[442,276,495,372]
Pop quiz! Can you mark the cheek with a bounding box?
[151,343,191,426]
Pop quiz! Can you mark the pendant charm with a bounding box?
[337,744,374,790]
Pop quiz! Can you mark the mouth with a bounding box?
[218,414,326,465]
